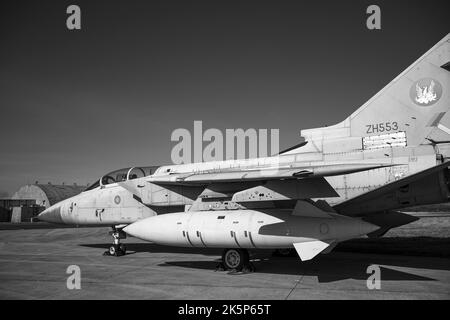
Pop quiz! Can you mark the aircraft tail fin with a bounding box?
[293,33,450,154]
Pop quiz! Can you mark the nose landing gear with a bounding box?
[103,227,127,256]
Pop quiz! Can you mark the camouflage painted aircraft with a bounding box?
[39,34,450,271]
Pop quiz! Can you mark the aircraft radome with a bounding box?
[40,34,450,271]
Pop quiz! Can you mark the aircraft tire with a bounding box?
[222,249,249,271]
[109,245,117,256]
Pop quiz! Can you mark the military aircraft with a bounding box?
[40,34,450,270]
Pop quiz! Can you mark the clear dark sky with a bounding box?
[0,0,448,196]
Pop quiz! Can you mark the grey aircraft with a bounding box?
[39,34,450,271]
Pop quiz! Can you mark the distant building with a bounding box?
[0,184,85,223]
[12,184,85,209]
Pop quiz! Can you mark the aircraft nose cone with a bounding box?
[123,218,155,242]
[38,205,64,224]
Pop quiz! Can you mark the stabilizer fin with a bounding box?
[300,34,450,150]
[293,240,333,261]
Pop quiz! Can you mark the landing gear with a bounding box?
[107,243,126,256]
[103,227,127,256]
[219,248,255,272]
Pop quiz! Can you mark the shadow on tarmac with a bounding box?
[159,257,437,283]
[82,238,450,283]
[83,242,224,256]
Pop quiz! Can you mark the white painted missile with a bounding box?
[124,201,379,261]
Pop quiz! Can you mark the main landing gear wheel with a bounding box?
[220,248,255,272]
[103,227,127,256]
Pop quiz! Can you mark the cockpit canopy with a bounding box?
[85,166,159,191]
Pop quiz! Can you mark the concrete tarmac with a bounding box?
[0,225,449,299]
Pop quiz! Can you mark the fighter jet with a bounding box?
[40,34,450,270]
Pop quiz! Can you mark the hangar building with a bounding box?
[0,184,85,222]
[12,184,85,209]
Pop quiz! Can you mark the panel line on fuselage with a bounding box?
[232,231,241,248]
[186,231,194,247]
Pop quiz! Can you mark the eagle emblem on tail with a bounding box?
[410,78,442,106]
[415,80,437,105]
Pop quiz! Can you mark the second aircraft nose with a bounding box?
[38,205,64,224]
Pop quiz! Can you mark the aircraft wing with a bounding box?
[335,161,450,217]
[147,162,396,186]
